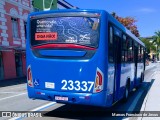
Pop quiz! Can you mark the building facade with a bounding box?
[0,0,32,80]
[0,0,75,80]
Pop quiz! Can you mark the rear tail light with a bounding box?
[27,65,33,87]
[94,68,103,93]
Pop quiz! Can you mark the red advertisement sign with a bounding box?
[35,32,57,40]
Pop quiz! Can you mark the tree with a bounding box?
[140,38,156,52]
[152,31,160,60]
[111,12,140,37]
[140,37,156,59]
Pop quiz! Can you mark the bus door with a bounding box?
[113,27,122,102]
[134,42,138,86]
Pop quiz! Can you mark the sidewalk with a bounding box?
[0,77,26,87]
[138,70,160,119]
[145,62,156,71]
[140,71,160,111]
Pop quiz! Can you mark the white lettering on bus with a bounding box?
[61,80,94,92]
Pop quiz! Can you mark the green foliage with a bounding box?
[140,31,160,60]
[153,31,160,60]
[152,31,160,48]
[140,38,156,53]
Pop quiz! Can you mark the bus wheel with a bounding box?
[122,83,129,102]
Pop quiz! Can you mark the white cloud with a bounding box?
[138,8,156,13]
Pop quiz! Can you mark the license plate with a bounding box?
[55,96,68,101]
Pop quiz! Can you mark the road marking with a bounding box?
[30,102,56,111]
[0,92,25,94]
[0,93,27,101]
[9,102,56,120]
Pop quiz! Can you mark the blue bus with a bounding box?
[27,9,145,107]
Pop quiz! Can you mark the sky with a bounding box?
[66,0,160,37]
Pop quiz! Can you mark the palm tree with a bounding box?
[141,38,156,52]
[140,37,156,60]
[152,31,160,61]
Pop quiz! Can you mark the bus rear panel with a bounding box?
[27,10,111,107]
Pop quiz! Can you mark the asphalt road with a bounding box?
[0,63,158,120]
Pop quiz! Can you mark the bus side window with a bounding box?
[121,35,127,63]
[141,47,144,63]
[138,45,141,62]
[128,38,133,62]
[132,40,134,63]
[109,26,114,63]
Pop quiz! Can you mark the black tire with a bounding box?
[122,83,129,102]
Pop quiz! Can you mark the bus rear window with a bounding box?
[30,16,100,48]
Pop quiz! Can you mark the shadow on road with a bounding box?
[0,77,26,87]
[42,79,154,120]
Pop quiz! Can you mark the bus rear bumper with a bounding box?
[27,88,113,107]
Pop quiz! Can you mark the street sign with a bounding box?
[32,0,57,10]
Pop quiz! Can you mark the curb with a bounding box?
[0,77,27,87]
